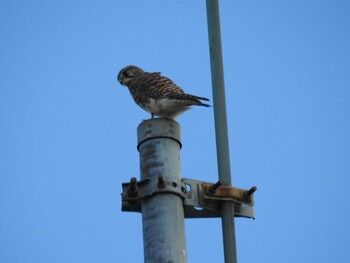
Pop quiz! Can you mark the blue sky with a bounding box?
[1,0,349,262]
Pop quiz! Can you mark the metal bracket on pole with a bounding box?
[182,178,256,219]
[122,176,256,219]
[121,176,187,213]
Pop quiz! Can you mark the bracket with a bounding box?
[121,175,186,213]
[121,177,256,219]
[182,178,256,219]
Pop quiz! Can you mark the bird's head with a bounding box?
[117,65,144,86]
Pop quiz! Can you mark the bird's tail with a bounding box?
[166,92,211,106]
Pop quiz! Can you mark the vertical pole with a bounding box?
[206,1,237,262]
[137,118,187,263]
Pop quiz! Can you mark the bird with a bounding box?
[117,65,210,119]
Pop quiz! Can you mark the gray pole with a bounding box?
[206,0,237,262]
[137,118,187,263]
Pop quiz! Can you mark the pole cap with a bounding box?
[137,118,181,151]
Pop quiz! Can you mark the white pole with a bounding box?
[137,118,187,263]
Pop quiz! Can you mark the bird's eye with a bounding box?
[123,71,129,77]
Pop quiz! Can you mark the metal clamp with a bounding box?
[121,176,187,213]
[182,178,256,219]
[121,177,256,219]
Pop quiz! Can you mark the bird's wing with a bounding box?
[134,72,185,99]
[163,92,210,106]
[165,92,209,101]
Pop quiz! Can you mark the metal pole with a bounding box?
[137,118,187,263]
[206,1,237,262]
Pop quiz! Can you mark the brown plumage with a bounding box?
[117,65,210,119]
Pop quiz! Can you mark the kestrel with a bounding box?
[117,65,210,119]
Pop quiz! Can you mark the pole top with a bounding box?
[137,118,181,151]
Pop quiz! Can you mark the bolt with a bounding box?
[246,186,257,197]
[127,177,138,197]
[157,175,166,188]
[209,180,222,193]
